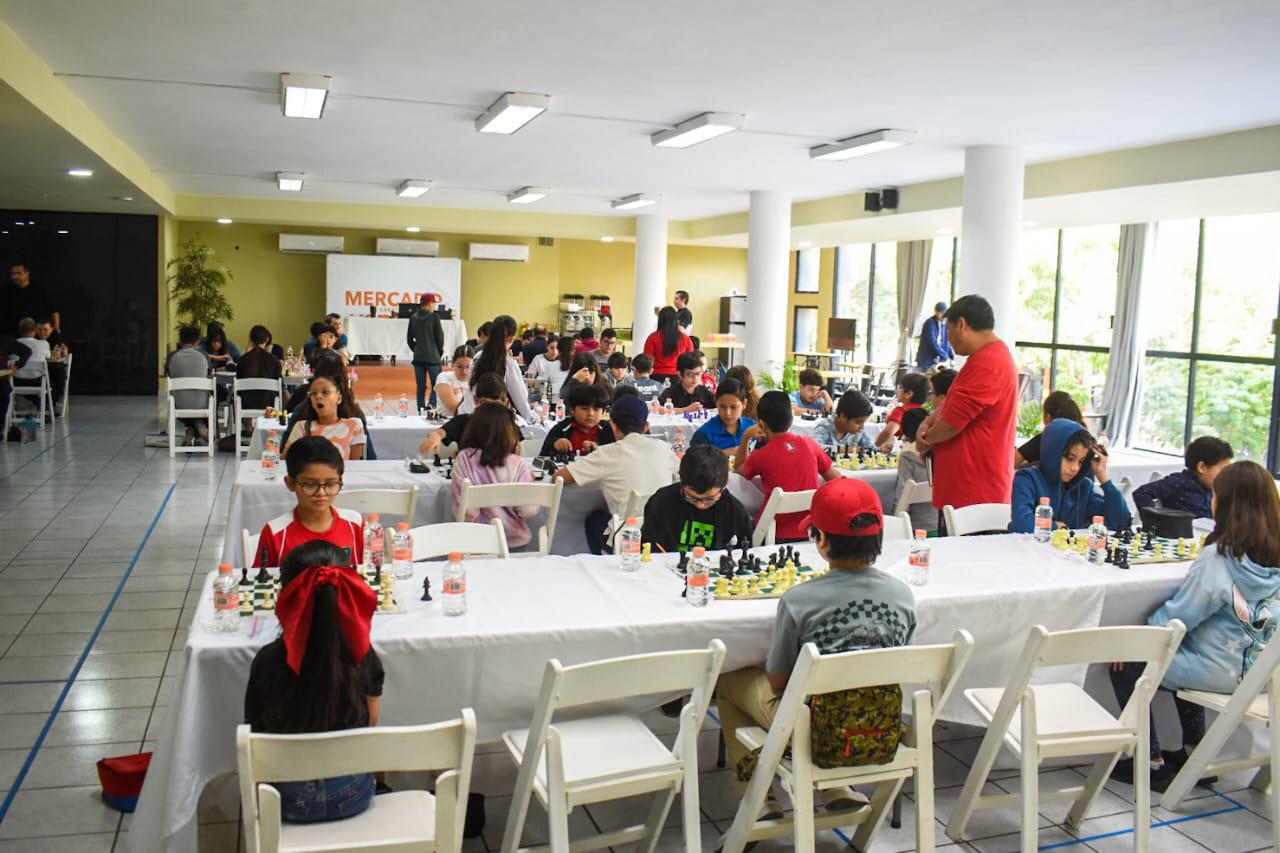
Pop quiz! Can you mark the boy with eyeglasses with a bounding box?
[658,351,715,413]
[253,437,364,569]
[642,445,753,554]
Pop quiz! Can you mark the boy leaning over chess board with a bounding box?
[1008,418,1131,534]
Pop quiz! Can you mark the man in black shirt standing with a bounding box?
[5,262,58,337]
[642,445,752,554]
[674,290,693,334]
[406,293,445,411]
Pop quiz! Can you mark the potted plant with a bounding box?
[167,238,234,333]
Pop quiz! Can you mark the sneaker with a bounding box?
[1162,748,1218,787]
[819,786,870,812]
[194,422,210,445]
[760,796,784,821]
[183,427,196,447]
[1111,757,1175,792]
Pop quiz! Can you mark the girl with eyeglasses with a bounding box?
[283,375,367,460]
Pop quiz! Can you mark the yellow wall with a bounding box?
[171,220,748,351]
[785,248,836,356]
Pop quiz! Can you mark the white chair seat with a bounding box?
[504,714,679,795]
[967,684,1126,748]
[276,790,435,852]
[1178,688,1272,724]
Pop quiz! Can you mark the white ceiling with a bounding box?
[2,0,1279,221]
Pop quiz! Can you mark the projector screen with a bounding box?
[325,255,462,316]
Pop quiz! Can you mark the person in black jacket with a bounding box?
[642,445,753,554]
[406,294,445,411]
[540,382,615,457]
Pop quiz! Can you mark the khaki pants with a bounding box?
[716,666,782,791]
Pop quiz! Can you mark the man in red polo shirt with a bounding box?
[915,295,1018,524]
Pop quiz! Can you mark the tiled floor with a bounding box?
[0,397,1274,852]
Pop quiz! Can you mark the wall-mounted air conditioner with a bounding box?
[468,242,530,263]
[376,237,440,257]
[279,233,345,254]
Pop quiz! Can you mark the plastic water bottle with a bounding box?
[442,552,467,616]
[1034,497,1053,543]
[555,400,566,421]
[908,531,930,586]
[398,394,409,418]
[374,393,385,420]
[211,563,241,632]
[261,435,280,480]
[664,399,674,417]
[364,514,385,574]
[1087,515,1108,564]
[286,345,294,361]
[617,516,642,572]
[673,428,687,458]
[687,546,710,607]
[392,522,413,579]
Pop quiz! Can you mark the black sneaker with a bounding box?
[1111,758,1176,792]
[1162,748,1218,787]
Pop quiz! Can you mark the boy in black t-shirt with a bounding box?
[658,351,716,412]
[642,445,753,553]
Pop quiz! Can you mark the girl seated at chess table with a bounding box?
[452,402,540,548]
[243,540,384,823]
[1008,418,1130,533]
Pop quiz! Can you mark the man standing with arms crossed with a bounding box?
[407,293,445,411]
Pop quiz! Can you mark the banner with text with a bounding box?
[325,254,462,316]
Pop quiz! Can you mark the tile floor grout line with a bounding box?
[0,482,176,825]
[0,424,86,482]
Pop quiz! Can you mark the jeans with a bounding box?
[1110,662,1206,760]
[585,509,613,555]
[413,361,442,411]
[274,772,376,823]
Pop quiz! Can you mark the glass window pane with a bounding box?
[1015,346,1051,407]
[795,247,820,293]
[1137,357,1190,453]
[1144,219,1199,353]
[793,307,819,353]
[1191,360,1275,462]
[1197,213,1280,358]
[872,242,898,364]
[1016,229,1058,344]
[924,237,954,329]
[1053,349,1111,414]
[834,244,871,330]
[1057,226,1119,347]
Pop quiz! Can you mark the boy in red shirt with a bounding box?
[540,382,615,456]
[874,372,929,451]
[254,436,365,568]
[734,390,841,541]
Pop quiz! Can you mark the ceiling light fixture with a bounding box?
[405,226,421,233]
[397,179,432,198]
[1022,221,1038,229]
[280,73,331,119]
[936,227,955,235]
[809,128,915,161]
[600,236,615,243]
[56,229,69,235]
[112,195,133,202]
[276,172,305,192]
[67,168,94,177]
[475,92,550,134]
[507,186,549,205]
[652,112,745,148]
[798,240,813,248]
[217,217,233,224]
[611,193,660,211]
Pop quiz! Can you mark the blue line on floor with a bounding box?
[0,424,86,479]
[0,483,175,824]
[0,679,76,686]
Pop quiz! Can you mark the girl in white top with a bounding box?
[459,315,536,423]
[526,336,569,402]
[434,345,474,415]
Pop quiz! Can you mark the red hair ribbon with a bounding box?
[275,565,377,675]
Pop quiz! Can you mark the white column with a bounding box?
[956,145,1024,344]
[632,215,668,345]
[744,190,791,371]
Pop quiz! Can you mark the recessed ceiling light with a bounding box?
[112,195,134,202]
[936,227,955,235]
[600,236,615,243]
[56,229,69,235]
[1022,221,1038,229]
[405,226,421,233]
[276,172,305,192]
[14,221,23,226]
[475,92,550,134]
[280,73,331,119]
[798,240,813,248]
[217,217,233,224]
[809,129,915,161]
[507,186,549,205]
[67,168,94,177]
[611,193,660,211]
[397,179,432,198]
[652,112,745,148]
[1,231,8,235]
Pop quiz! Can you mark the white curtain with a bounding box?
[896,240,933,364]
[1099,223,1156,447]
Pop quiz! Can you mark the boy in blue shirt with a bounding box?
[812,389,876,451]
[1008,419,1131,533]
[691,378,756,452]
[790,367,833,415]
[1133,436,1233,519]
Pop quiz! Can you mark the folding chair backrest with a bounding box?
[894,478,933,515]
[456,478,563,554]
[882,511,914,541]
[753,487,817,546]
[410,519,509,560]
[551,642,727,711]
[801,631,975,710]
[943,503,1012,536]
[168,377,215,397]
[336,486,419,522]
[519,436,543,457]
[235,378,283,406]
[242,529,259,567]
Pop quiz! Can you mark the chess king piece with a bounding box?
[420,576,433,602]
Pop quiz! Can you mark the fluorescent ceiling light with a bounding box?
[1022,221,1038,229]
[406,226,421,233]
[809,129,915,161]
[600,236,615,243]
[397,179,432,198]
[280,73,331,119]
[276,172,305,192]
[652,112,744,148]
[112,195,133,202]
[507,186,549,205]
[475,92,550,134]
[611,193,660,211]
[217,218,233,224]
[936,227,954,235]
[67,168,94,177]
[798,240,813,248]
[56,229,69,235]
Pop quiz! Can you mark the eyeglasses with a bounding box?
[295,479,343,496]
[682,487,722,508]
[309,387,340,398]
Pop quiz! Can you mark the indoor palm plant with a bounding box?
[167,238,234,332]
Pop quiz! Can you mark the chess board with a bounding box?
[1047,528,1203,567]
[831,451,898,471]
[665,544,827,600]
[236,565,405,615]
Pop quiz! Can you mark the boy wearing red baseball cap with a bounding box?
[715,477,917,808]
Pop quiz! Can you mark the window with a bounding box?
[794,247,819,293]
[834,244,872,357]
[793,306,819,354]
[871,242,898,364]
[926,237,955,320]
[1056,225,1119,347]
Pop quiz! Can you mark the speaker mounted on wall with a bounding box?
[863,192,882,212]
[880,188,899,210]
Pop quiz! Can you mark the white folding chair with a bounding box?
[410,519,510,560]
[336,486,420,525]
[11,360,54,426]
[234,377,284,456]
[942,502,1012,536]
[752,487,817,547]
[241,529,260,568]
[167,377,216,458]
[893,478,933,516]
[1118,476,1133,498]
[455,478,563,557]
[720,631,974,853]
[237,710,477,853]
[606,489,653,549]
[1162,626,1280,852]
[519,436,544,457]
[56,352,72,418]
[500,640,726,853]
[881,511,915,541]
[945,621,1186,853]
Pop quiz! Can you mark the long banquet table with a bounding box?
[245,414,550,461]
[345,315,467,362]
[129,533,1191,852]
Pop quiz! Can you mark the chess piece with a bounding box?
[641,543,652,563]
[240,567,252,587]
[420,576,433,602]
[715,577,729,598]
[255,566,271,584]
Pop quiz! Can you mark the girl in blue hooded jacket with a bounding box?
[1110,460,1280,791]
[1007,418,1131,533]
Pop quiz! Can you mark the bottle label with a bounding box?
[393,547,412,561]
[688,574,709,588]
[620,540,641,556]
[443,578,466,595]
[908,554,929,569]
[214,590,240,610]
[1034,515,1051,530]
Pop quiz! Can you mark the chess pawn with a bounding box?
[641,543,652,563]
[715,577,729,598]
[747,576,759,595]
[239,593,253,616]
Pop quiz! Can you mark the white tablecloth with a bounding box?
[345,316,467,361]
[246,415,444,461]
[130,533,1191,853]
[643,412,823,445]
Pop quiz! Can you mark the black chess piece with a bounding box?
[240,567,251,586]
[677,550,690,573]
[420,576,433,602]
[433,453,442,468]
[255,566,271,584]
